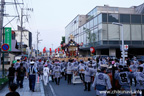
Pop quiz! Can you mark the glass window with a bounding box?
[94,17,97,26]
[94,28,98,42]
[90,20,93,28]
[108,13,119,22]
[102,24,108,40]
[98,14,102,24]
[108,24,119,40]
[102,13,107,22]
[83,33,86,44]
[86,22,90,29]
[132,41,142,45]
[131,25,141,40]
[120,14,130,23]
[109,41,119,44]
[120,24,130,40]
[142,25,144,40]
[142,15,144,24]
[131,15,141,23]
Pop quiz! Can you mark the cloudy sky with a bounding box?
[4,0,144,51]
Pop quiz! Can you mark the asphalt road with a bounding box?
[44,77,96,96]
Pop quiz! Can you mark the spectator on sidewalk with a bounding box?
[28,61,38,92]
[16,63,26,88]
[5,83,20,96]
[8,63,16,86]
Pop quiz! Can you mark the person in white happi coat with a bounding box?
[129,61,138,72]
[66,60,74,84]
[43,64,50,86]
[37,61,44,81]
[78,60,86,82]
[84,64,95,91]
[132,66,144,96]
[92,67,112,96]
[53,63,61,85]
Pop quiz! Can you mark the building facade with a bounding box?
[65,3,144,57]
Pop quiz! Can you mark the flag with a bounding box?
[58,48,60,53]
[43,47,46,53]
[55,49,57,53]
[50,48,52,55]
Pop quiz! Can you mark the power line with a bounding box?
[13,0,20,22]
[6,17,15,30]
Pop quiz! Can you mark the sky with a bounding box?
[4,0,144,51]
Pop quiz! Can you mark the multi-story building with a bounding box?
[15,26,32,56]
[65,3,144,57]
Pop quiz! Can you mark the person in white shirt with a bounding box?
[43,64,50,86]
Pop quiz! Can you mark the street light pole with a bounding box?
[112,22,125,65]
[0,0,5,67]
[121,25,125,65]
[20,8,23,55]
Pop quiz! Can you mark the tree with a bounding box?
[60,36,65,50]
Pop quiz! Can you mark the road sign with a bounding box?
[5,27,12,51]
[124,45,128,51]
[120,45,129,51]
[1,44,9,51]
[121,55,128,57]
[121,52,128,54]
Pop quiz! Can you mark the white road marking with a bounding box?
[49,83,57,96]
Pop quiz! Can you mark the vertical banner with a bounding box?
[5,27,12,51]
[50,48,52,55]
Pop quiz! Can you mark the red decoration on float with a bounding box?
[90,47,95,53]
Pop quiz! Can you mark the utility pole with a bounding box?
[0,0,5,67]
[20,8,23,55]
[20,8,33,55]
[36,31,42,57]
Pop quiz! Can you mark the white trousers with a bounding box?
[43,75,49,86]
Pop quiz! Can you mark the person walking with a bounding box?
[16,63,26,88]
[28,61,38,92]
[78,60,85,82]
[66,60,74,84]
[84,64,94,91]
[53,63,61,85]
[5,83,20,96]
[8,63,15,86]
[92,67,112,96]
[43,64,50,86]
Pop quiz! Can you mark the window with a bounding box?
[86,22,90,29]
[108,24,119,40]
[142,15,144,24]
[108,13,119,22]
[131,15,141,24]
[121,24,130,40]
[131,25,141,40]
[142,25,144,40]
[132,41,142,45]
[94,17,97,26]
[98,14,102,24]
[102,24,108,40]
[120,14,130,23]
[90,20,93,28]
[102,13,107,22]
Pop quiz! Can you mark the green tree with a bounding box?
[60,36,65,50]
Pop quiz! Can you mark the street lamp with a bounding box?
[112,22,125,65]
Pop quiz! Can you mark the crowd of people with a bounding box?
[7,56,144,96]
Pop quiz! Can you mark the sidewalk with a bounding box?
[0,77,45,96]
